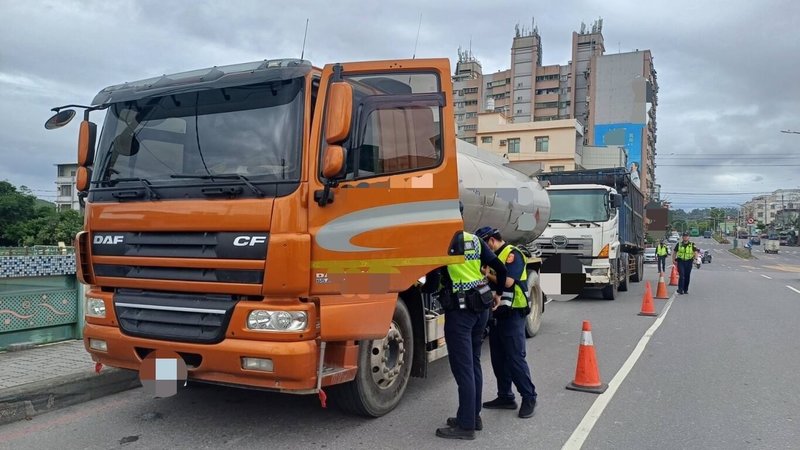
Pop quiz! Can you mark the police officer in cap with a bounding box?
[425,202,508,440]
[475,226,538,419]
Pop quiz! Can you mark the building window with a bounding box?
[550,166,564,172]
[60,185,72,197]
[462,124,477,131]
[465,112,477,118]
[499,140,507,147]
[535,74,559,82]
[463,137,476,144]
[757,212,763,218]
[463,87,478,94]
[465,100,478,106]
[481,136,493,144]
[507,138,520,153]
[516,109,523,114]
[534,102,558,109]
[535,136,549,152]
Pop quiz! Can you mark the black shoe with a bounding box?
[519,398,537,418]
[482,397,517,410]
[447,416,482,431]
[684,291,688,295]
[435,425,475,440]
[677,290,684,295]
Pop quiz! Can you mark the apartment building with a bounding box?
[741,189,800,225]
[452,19,658,199]
[55,163,80,212]
[476,112,583,172]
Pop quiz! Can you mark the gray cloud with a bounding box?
[1,0,799,209]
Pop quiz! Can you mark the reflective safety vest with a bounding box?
[497,244,529,309]
[656,245,668,256]
[676,242,695,260]
[446,232,487,292]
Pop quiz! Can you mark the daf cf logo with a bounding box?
[551,235,568,249]
[233,236,267,247]
[94,235,124,245]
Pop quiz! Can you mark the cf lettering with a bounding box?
[233,236,267,247]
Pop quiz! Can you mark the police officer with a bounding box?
[425,213,508,440]
[475,227,538,419]
[656,240,669,273]
[673,231,698,295]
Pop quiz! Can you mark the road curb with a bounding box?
[0,368,141,426]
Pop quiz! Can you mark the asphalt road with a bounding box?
[1,239,798,449]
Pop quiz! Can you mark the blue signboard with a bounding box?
[594,123,645,188]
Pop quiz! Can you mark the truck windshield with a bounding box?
[93,78,304,196]
[548,189,610,222]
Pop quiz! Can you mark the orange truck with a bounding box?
[46,57,551,417]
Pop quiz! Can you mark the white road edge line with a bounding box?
[787,286,800,295]
[561,292,677,450]
[761,274,772,279]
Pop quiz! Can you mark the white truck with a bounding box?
[534,168,646,300]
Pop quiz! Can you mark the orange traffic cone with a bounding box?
[638,281,658,316]
[655,273,669,299]
[669,265,679,286]
[566,320,608,394]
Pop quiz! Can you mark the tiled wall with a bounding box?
[0,255,77,278]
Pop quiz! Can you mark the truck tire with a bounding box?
[630,255,643,282]
[329,299,413,417]
[618,256,629,292]
[602,266,617,300]
[525,272,544,338]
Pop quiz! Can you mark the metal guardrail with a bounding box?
[0,246,75,256]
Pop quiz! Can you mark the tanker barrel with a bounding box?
[455,139,551,246]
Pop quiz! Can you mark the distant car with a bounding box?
[644,247,657,264]
[750,235,761,245]
[668,236,678,244]
[701,250,712,264]
[703,231,712,238]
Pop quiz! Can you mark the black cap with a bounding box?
[682,231,690,236]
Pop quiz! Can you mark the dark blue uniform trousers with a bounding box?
[489,310,537,402]
[677,259,693,292]
[444,307,490,430]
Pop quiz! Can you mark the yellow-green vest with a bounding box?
[676,242,695,260]
[656,245,668,256]
[446,232,486,292]
[497,244,529,309]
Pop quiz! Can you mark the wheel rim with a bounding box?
[369,321,406,390]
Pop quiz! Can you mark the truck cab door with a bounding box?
[308,59,464,295]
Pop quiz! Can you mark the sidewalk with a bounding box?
[0,340,140,425]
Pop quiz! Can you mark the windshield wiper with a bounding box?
[566,219,602,227]
[170,174,265,197]
[103,177,160,200]
[549,219,577,227]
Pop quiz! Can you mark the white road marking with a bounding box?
[761,274,772,279]
[562,292,677,450]
[787,286,800,295]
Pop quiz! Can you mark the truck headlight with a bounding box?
[86,297,106,318]
[247,310,307,332]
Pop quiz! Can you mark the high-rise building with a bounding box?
[452,19,658,199]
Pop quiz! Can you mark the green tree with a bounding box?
[1,180,82,246]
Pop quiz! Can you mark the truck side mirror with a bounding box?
[44,109,76,130]
[78,121,97,166]
[325,82,353,144]
[321,145,344,179]
[611,194,623,208]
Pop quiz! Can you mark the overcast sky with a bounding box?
[1,0,798,210]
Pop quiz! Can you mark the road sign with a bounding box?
[747,218,754,224]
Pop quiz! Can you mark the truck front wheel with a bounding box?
[525,271,544,338]
[329,299,414,417]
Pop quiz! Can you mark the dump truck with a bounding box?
[45,57,551,418]
[535,167,645,300]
